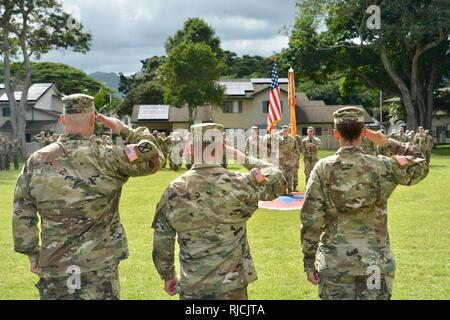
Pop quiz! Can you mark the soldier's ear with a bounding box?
[333,128,340,141]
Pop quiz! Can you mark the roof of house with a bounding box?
[218,78,288,97]
[0,120,58,132]
[131,105,212,123]
[296,105,373,124]
[0,83,54,102]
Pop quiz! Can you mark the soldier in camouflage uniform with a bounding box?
[245,126,264,159]
[389,128,409,143]
[277,125,300,194]
[152,123,284,300]
[13,93,164,300]
[361,137,376,155]
[289,126,303,192]
[10,139,22,170]
[301,107,429,300]
[424,130,433,164]
[414,127,429,162]
[407,130,415,143]
[301,127,322,185]
[0,136,7,170]
[33,131,49,148]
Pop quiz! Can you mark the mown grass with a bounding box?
[0,146,449,300]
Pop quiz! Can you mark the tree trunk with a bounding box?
[380,48,416,129]
[188,105,194,128]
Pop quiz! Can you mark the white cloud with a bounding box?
[38,0,297,74]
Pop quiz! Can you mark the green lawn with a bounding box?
[0,146,449,300]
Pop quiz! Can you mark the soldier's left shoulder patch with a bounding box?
[392,155,409,167]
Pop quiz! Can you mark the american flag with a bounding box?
[267,61,282,132]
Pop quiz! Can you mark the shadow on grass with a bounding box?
[433,145,450,157]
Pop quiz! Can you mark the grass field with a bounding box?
[0,146,449,300]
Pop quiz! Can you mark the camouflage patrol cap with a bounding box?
[190,123,224,143]
[251,126,258,130]
[281,125,290,131]
[418,126,424,130]
[307,126,314,131]
[63,94,95,114]
[333,107,365,124]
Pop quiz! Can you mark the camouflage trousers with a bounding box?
[318,272,394,300]
[35,264,120,300]
[180,286,248,300]
[425,150,431,164]
[280,163,297,193]
[293,158,300,190]
[12,154,20,170]
[304,158,318,184]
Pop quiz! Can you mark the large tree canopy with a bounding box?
[0,0,92,147]
[0,61,106,95]
[284,0,450,129]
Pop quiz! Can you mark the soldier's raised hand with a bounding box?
[97,114,126,134]
[365,129,388,147]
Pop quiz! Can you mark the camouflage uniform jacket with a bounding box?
[152,157,284,296]
[361,137,376,155]
[414,133,428,152]
[301,136,322,160]
[301,139,429,276]
[13,126,164,278]
[279,136,300,166]
[244,135,264,157]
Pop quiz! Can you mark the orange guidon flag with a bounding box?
[288,67,297,136]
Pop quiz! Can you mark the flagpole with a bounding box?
[288,67,297,136]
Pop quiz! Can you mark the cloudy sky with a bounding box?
[40,0,297,75]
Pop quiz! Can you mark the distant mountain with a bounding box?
[89,71,122,96]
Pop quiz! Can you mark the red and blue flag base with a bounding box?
[258,192,305,211]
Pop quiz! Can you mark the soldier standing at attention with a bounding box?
[424,130,433,164]
[414,126,429,161]
[289,126,303,192]
[389,127,409,143]
[245,126,264,158]
[152,123,284,300]
[300,107,429,300]
[10,139,23,170]
[0,136,7,170]
[12,94,164,300]
[301,127,322,185]
[278,125,300,194]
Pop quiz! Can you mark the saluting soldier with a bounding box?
[277,125,300,194]
[152,123,284,300]
[12,94,164,300]
[301,107,429,300]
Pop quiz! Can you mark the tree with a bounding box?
[221,51,274,78]
[0,61,106,95]
[165,17,222,57]
[285,0,450,129]
[161,42,225,126]
[117,56,165,116]
[0,0,91,148]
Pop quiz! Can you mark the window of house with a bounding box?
[262,100,283,113]
[25,133,32,143]
[2,107,11,117]
[446,124,450,138]
[223,101,243,113]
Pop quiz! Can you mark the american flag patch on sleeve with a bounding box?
[125,145,138,163]
[392,155,409,167]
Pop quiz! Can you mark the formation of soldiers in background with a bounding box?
[362,126,434,164]
[0,134,22,171]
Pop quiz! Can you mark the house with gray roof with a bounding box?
[0,83,63,149]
